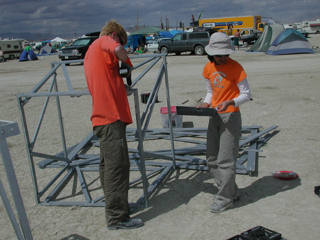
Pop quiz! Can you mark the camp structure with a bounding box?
[130,26,167,50]
[19,46,38,61]
[249,24,284,52]
[159,29,185,39]
[39,45,56,55]
[131,26,166,36]
[51,37,68,43]
[265,29,315,55]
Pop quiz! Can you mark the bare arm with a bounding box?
[114,45,129,63]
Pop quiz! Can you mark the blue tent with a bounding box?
[19,47,38,61]
[169,29,185,36]
[128,34,144,50]
[159,30,185,39]
[266,29,314,55]
[159,31,173,39]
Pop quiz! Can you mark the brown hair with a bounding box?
[99,19,127,45]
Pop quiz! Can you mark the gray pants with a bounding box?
[93,121,130,226]
[206,111,242,205]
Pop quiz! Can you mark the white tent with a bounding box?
[51,37,68,43]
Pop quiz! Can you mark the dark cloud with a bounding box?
[1,0,319,39]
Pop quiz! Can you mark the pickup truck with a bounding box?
[158,31,210,55]
[58,32,99,65]
[230,29,262,47]
[240,30,262,46]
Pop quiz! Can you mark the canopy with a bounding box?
[51,37,68,43]
[131,26,166,35]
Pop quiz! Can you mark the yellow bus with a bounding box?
[199,15,265,35]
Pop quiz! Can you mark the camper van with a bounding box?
[300,20,320,34]
[0,39,23,59]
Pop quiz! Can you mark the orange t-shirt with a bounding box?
[84,36,132,127]
[202,58,247,113]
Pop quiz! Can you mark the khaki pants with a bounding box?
[206,111,242,205]
[93,121,130,226]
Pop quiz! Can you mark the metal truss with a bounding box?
[0,120,33,240]
[17,54,176,208]
[16,54,278,210]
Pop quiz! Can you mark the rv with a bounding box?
[0,39,23,59]
[300,20,320,34]
[198,15,265,35]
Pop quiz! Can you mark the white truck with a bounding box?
[0,39,23,60]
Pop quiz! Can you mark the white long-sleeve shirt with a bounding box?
[204,77,251,108]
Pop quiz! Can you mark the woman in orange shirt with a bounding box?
[197,32,251,213]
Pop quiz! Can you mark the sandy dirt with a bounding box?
[1,35,320,240]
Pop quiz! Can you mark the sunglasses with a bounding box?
[215,55,229,58]
[119,37,124,46]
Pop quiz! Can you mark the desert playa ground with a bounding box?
[1,35,320,240]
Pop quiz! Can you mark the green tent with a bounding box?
[131,26,166,35]
[249,24,284,52]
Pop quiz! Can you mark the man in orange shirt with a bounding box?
[84,19,144,230]
[197,32,251,213]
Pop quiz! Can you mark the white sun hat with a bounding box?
[205,32,235,56]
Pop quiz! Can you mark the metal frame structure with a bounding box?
[17,54,278,209]
[0,120,33,240]
[17,54,176,208]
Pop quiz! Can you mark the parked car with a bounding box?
[230,29,262,47]
[58,32,99,65]
[158,31,210,55]
[146,38,171,53]
[240,30,262,47]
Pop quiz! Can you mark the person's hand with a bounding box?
[196,103,210,109]
[215,100,234,112]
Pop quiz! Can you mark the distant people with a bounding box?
[228,24,233,35]
[136,36,146,53]
[126,45,132,53]
[234,29,240,50]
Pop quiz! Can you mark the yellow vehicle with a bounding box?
[199,15,265,35]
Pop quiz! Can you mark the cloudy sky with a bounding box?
[1,0,320,39]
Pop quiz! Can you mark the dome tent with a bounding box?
[39,45,56,55]
[19,46,38,61]
[249,24,284,52]
[265,29,315,55]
